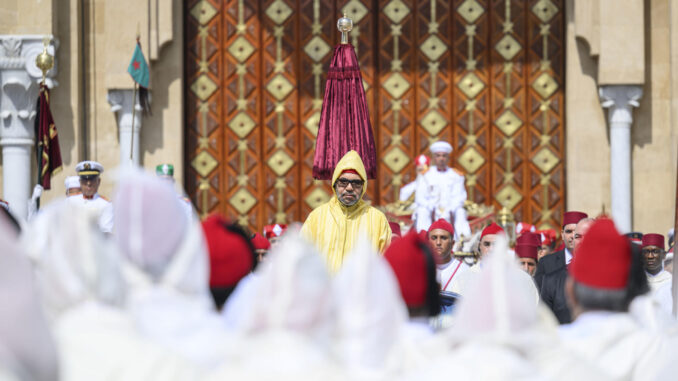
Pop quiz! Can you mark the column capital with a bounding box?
[0,35,59,142]
[599,85,643,125]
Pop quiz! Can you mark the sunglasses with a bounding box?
[335,178,364,188]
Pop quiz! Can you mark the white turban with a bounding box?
[430,141,452,154]
[64,176,81,190]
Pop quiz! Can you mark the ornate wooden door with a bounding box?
[184,0,566,232]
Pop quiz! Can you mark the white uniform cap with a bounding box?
[430,141,453,154]
[64,176,81,190]
[75,161,104,176]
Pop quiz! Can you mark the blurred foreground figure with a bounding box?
[201,214,257,310]
[69,161,113,233]
[206,232,342,381]
[302,151,391,273]
[0,214,58,381]
[332,234,408,378]
[399,235,607,381]
[560,218,671,380]
[113,170,232,371]
[24,200,198,381]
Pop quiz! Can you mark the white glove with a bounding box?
[31,184,43,200]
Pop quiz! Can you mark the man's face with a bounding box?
[433,152,449,170]
[562,223,577,251]
[479,234,498,257]
[66,188,81,197]
[79,177,101,197]
[429,228,453,264]
[415,164,428,175]
[255,249,268,263]
[518,258,537,276]
[572,220,593,254]
[642,245,666,275]
[537,245,552,260]
[334,172,363,207]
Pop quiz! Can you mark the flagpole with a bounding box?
[130,82,137,162]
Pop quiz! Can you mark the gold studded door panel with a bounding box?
[185,0,565,232]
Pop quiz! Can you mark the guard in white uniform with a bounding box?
[156,163,195,221]
[69,161,114,233]
[399,155,434,231]
[413,141,471,238]
[641,233,673,312]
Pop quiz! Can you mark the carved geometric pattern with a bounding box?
[532,147,560,173]
[304,36,331,62]
[265,0,293,24]
[184,0,566,232]
[383,147,410,173]
[383,0,410,24]
[190,0,218,25]
[495,34,521,61]
[420,109,448,136]
[495,110,522,136]
[191,150,218,177]
[496,184,523,210]
[458,147,485,174]
[458,72,485,99]
[532,72,559,99]
[190,74,218,101]
[267,150,295,176]
[229,188,257,215]
[342,0,369,24]
[420,35,447,62]
[532,0,558,23]
[457,0,484,24]
[227,36,256,63]
[382,72,410,99]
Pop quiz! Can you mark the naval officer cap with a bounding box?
[76,161,104,179]
[430,141,452,154]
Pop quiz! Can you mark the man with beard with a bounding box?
[301,151,391,273]
[428,219,468,292]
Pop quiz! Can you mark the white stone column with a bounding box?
[0,35,58,220]
[107,89,145,166]
[599,85,643,233]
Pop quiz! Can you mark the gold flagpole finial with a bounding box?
[35,36,54,85]
[337,14,353,44]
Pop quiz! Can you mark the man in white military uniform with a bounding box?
[69,161,114,233]
[412,141,470,238]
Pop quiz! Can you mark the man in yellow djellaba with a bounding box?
[301,151,391,274]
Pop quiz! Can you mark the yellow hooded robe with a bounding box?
[301,151,391,273]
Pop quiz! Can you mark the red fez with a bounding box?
[536,229,557,247]
[263,224,287,239]
[384,232,430,307]
[340,169,360,176]
[642,233,665,250]
[562,211,588,227]
[415,154,430,167]
[418,230,428,241]
[481,223,505,240]
[515,244,538,260]
[428,218,454,237]
[515,222,536,236]
[251,233,271,250]
[202,214,254,288]
[570,218,630,289]
[388,222,401,237]
[516,232,541,247]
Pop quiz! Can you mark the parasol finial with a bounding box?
[337,14,353,44]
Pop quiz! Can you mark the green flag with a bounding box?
[127,42,149,88]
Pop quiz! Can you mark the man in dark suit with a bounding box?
[535,211,589,324]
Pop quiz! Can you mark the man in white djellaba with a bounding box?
[409,141,471,239]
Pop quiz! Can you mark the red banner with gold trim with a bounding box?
[34,84,62,190]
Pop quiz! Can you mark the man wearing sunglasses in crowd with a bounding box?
[301,150,391,274]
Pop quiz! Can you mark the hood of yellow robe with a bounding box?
[331,151,368,200]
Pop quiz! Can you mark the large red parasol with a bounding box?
[313,16,377,180]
